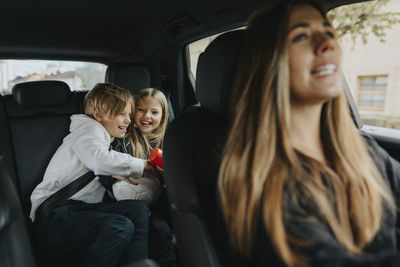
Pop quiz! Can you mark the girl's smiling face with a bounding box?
[134,96,163,136]
[288,4,342,106]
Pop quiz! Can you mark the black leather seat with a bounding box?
[3,81,84,266]
[106,62,175,123]
[4,81,83,218]
[106,63,153,93]
[163,30,244,267]
[0,92,36,267]
[0,81,82,267]
[0,163,36,267]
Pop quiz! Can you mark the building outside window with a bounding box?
[0,60,107,95]
[332,0,400,130]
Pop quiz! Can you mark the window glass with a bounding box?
[329,0,400,129]
[0,60,107,95]
[358,75,387,109]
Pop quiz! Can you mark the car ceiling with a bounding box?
[0,0,365,63]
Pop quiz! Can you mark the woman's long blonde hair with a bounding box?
[129,88,168,159]
[218,1,395,266]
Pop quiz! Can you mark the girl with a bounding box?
[218,1,400,267]
[111,87,168,204]
[129,87,168,160]
[101,88,175,267]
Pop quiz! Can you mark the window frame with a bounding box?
[357,74,388,111]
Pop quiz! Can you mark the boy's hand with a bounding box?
[143,160,164,184]
[112,175,139,185]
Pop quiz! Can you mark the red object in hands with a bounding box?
[149,148,163,169]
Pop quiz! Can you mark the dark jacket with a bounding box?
[99,136,132,194]
[228,135,400,267]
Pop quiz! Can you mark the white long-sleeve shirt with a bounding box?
[30,114,144,221]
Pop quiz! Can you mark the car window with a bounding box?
[0,60,107,95]
[329,0,400,130]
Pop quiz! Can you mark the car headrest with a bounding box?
[196,30,244,117]
[12,80,71,108]
[105,63,151,95]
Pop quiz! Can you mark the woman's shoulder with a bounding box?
[360,132,400,195]
[361,132,391,163]
[360,132,381,150]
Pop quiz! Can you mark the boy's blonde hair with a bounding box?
[84,83,134,118]
[129,88,168,159]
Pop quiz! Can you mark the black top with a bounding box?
[99,136,131,193]
[224,135,400,267]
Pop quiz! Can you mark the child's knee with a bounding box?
[151,217,172,237]
[135,201,151,217]
[123,200,150,225]
[102,216,135,242]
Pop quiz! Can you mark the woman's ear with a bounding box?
[93,109,103,122]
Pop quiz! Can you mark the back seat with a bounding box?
[0,94,36,267]
[0,80,162,267]
[4,81,84,219]
[0,80,84,266]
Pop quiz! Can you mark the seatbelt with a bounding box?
[35,171,96,220]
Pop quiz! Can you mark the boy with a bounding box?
[30,83,156,267]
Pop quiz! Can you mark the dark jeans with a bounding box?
[148,190,176,267]
[33,199,150,267]
[149,215,176,267]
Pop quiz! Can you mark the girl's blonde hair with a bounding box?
[129,88,168,159]
[218,1,395,266]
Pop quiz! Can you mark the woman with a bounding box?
[218,1,400,266]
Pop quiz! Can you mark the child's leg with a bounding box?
[83,212,135,266]
[93,199,150,264]
[149,215,176,267]
[34,200,149,267]
[148,190,176,267]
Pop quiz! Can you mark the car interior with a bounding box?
[0,0,399,267]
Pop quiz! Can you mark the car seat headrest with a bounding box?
[105,63,151,95]
[196,30,244,117]
[12,80,71,108]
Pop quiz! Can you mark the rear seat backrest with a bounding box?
[105,63,152,93]
[106,62,175,122]
[0,94,17,187]
[0,94,36,267]
[0,163,36,267]
[4,80,84,218]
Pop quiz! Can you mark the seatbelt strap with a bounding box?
[35,171,96,220]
